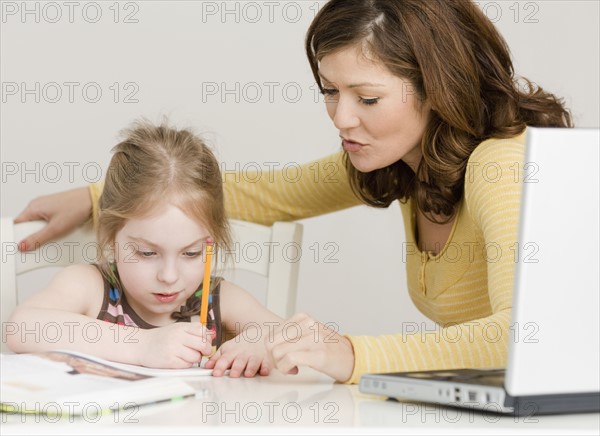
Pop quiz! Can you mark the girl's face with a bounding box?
[319,45,431,173]
[113,203,210,326]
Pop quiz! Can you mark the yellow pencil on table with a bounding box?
[200,240,214,326]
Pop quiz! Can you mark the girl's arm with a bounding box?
[7,264,212,368]
[206,280,284,377]
[219,279,284,336]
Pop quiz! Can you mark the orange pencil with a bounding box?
[200,240,214,326]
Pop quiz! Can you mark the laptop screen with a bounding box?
[506,127,600,396]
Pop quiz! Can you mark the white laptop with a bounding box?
[359,127,600,416]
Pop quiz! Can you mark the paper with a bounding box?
[58,349,213,377]
[0,351,206,416]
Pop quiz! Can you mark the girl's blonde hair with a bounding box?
[97,118,232,290]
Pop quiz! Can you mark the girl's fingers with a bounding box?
[204,348,221,368]
[211,352,235,377]
[229,355,249,378]
[259,360,274,376]
[182,333,213,356]
[243,355,263,377]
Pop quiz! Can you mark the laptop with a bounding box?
[359,127,600,416]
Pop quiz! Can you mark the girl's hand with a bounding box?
[138,323,214,368]
[265,313,355,382]
[14,187,92,251]
[205,326,273,378]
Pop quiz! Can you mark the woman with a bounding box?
[15,0,571,383]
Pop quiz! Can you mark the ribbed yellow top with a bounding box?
[90,131,525,384]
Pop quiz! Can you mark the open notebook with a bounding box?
[359,127,600,416]
[0,350,212,416]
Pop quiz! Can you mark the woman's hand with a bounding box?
[14,187,92,251]
[265,313,355,382]
[205,325,273,378]
[137,323,214,368]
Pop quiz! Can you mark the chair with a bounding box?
[0,217,303,352]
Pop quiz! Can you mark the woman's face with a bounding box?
[319,45,431,173]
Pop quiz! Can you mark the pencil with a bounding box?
[200,240,214,326]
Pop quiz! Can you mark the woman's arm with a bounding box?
[18,152,360,250]
[223,151,360,225]
[265,136,525,383]
[14,187,93,251]
[97,153,361,226]
[7,264,213,368]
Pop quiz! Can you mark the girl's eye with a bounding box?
[137,251,155,257]
[360,97,379,106]
[184,251,201,258]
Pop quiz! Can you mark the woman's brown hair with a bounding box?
[306,0,572,221]
[97,119,232,295]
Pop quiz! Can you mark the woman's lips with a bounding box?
[342,139,366,152]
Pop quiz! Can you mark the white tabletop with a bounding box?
[1,368,598,435]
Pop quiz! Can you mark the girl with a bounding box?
[8,119,281,377]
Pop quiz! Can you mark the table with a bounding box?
[1,368,598,435]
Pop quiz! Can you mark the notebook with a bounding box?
[0,350,211,416]
[359,127,600,416]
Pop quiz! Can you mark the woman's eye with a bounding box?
[320,88,378,106]
[360,97,379,106]
[320,88,339,96]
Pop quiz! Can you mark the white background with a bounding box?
[1,1,599,335]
